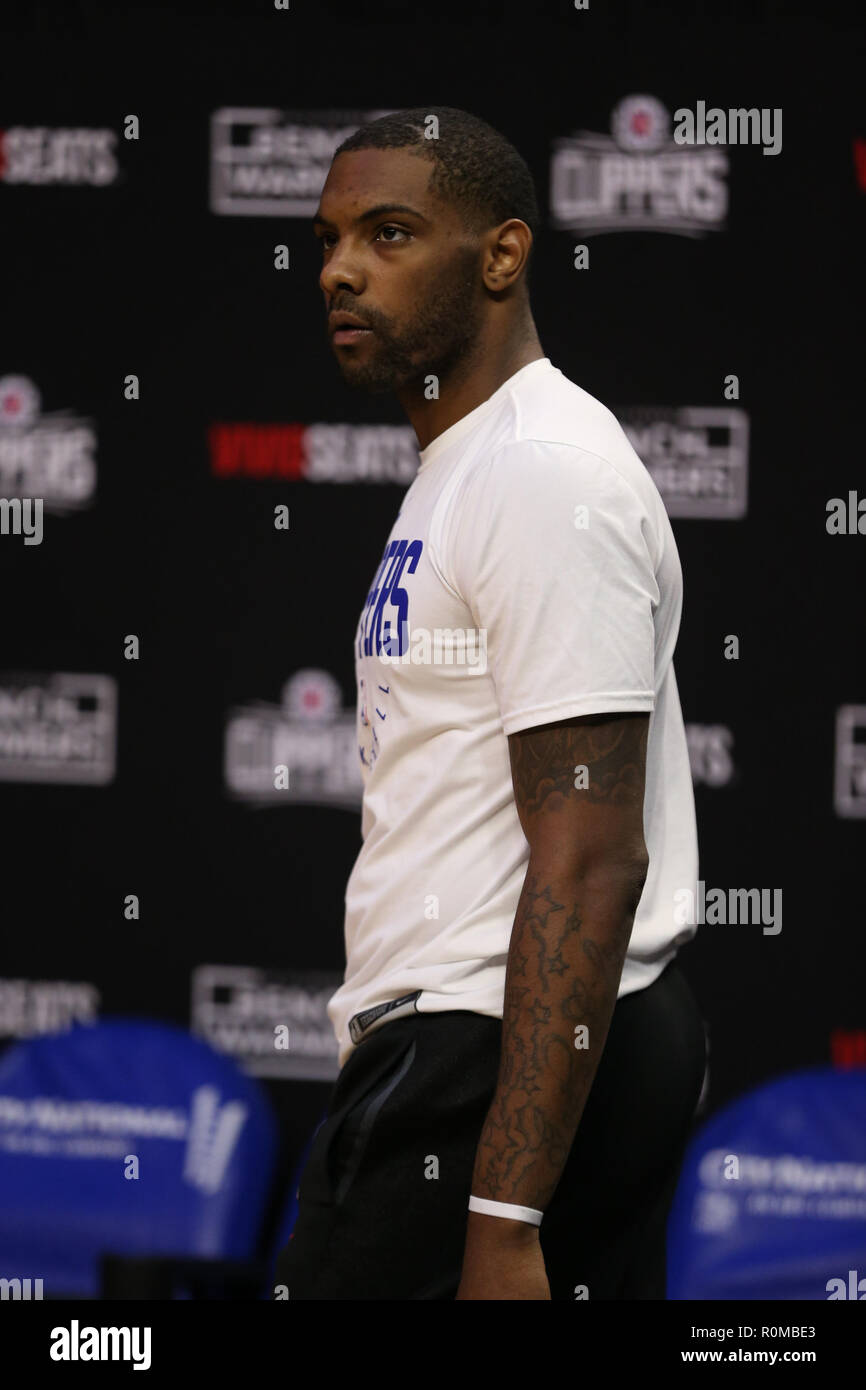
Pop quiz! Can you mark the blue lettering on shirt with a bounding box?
[358,538,423,658]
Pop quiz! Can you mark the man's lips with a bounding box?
[332,325,373,345]
[329,311,374,344]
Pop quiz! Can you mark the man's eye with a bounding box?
[375,225,409,243]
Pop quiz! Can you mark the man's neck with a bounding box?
[397,329,545,454]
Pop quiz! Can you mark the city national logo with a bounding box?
[693,1148,866,1230]
[550,94,729,237]
[210,108,395,217]
[0,1084,245,1195]
[0,672,117,785]
[619,406,749,519]
[191,965,341,1082]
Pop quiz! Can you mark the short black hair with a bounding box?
[333,106,540,284]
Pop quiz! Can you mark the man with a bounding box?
[274,106,707,1301]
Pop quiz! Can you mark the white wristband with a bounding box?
[468,1195,543,1226]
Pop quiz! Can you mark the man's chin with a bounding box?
[337,363,404,394]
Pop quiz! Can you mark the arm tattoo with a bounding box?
[509,711,648,814]
[470,714,649,1212]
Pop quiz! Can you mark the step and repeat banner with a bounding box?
[1,3,864,1173]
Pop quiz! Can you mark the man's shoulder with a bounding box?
[513,363,636,470]
[495,361,671,518]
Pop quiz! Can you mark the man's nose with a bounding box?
[319,243,364,298]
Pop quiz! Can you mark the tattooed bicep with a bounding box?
[507,712,650,864]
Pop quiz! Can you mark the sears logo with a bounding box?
[550,93,729,237]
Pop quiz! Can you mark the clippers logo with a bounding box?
[612,95,669,152]
[0,376,98,514]
[550,94,729,237]
[224,668,361,807]
[0,377,40,429]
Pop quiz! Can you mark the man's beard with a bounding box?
[334,256,484,394]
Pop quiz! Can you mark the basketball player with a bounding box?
[274,107,707,1301]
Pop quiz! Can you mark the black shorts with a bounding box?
[274,958,708,1300]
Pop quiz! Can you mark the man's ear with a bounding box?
[482,219,533,293]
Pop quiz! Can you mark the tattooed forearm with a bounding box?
[470,865,640,1210]
[468,713,650,1214]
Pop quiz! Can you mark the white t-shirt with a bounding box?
[328,357,699,1068]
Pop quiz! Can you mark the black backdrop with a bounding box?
[1,0,864,1219]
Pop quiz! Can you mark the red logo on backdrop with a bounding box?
[0,384,22,420]
[830,1028,866,1068]
[0,376,41,429]
[854,138,866,191]
[209,423,305,478]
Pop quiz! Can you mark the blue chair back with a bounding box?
[0,1018,280,1296]
[667,1066,866,1299]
